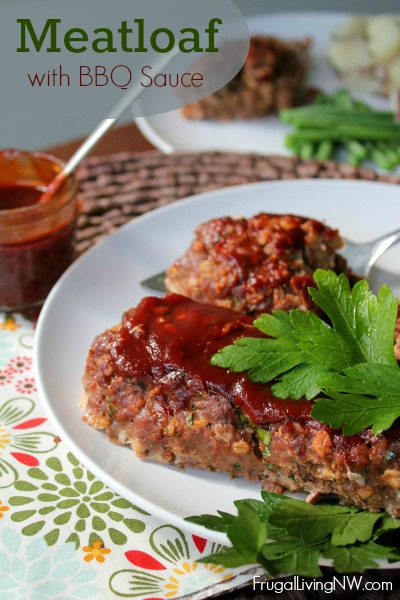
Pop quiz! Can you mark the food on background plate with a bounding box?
[81,281,400,518]
[165,213,348,315]
[327,14,400,97]
[181,35,311,120]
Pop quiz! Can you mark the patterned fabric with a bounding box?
[0,313,263,600]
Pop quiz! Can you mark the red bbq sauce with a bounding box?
[0,184,44,211]
[0,150,79,311]
[112,293,313,425]
[110,294,399,461]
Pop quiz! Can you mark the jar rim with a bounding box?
[0,149,75,216]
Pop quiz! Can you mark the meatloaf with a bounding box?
[81,293,400,517]
[165,213,348,316]
[181,36,311,120]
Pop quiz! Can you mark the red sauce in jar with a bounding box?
[0,218,76,309]
[0,184,44,211]
[0,151,78,311]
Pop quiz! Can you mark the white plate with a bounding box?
[136,12,391,155]
[35,179,400,550]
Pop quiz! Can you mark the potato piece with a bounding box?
[331,16,367,39]
[327,38,374,72]
[367,15,400,62]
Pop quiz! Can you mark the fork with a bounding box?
[140,228,400,292]
[339,228,400,277]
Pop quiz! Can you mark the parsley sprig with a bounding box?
[186,493,400,576]
[211,269,400,435]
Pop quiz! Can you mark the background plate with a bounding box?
[136,12,391,155]
[35,179,400,549]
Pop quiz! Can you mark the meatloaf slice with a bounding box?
[165,213,348,316]
[81,294,400,517]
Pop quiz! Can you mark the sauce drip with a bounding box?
[111,294,313,425]
[0,184,44,211]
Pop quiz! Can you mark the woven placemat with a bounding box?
[75,150,400,599]
[75,150,400,255]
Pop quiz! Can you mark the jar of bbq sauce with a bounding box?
[0,149,79,311]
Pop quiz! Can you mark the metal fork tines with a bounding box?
[340,228,400,277]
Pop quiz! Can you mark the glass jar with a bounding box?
[0,149,79,311]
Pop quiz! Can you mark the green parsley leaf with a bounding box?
[373,517,400,554]
[374,515,400,537]
[227,503,268,561]
[235,497,287,539]
[260,538,325,577]
[272,362,331,400]
[197,547,250,568]
[185,510,236,533]
[330,511,382,546]
[260,490,291,508]
[289,308,353,371]
[210,334,304,385]
[211,312,341,400]
[267,496,380,546]
[309,270,398,367]
[313,363,400,435]
[234,497,273,520]
[211,269,400,434]
[323,541,398,573]
[254,309,293,337]
[187,492,400,577]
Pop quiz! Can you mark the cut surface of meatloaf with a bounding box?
[81,293,400,517]
[181,36,311,120]
[165,213,348,316]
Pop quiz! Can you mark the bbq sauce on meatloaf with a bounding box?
[165,213,347,316]
[111,294,400,448]
[111,293,312,424]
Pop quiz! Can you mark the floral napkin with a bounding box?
[0,313,263,600]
